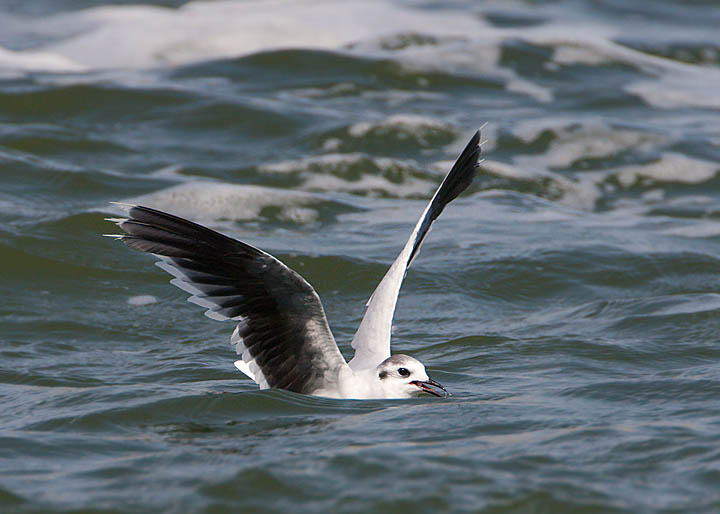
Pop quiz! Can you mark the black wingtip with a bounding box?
[106,203,263,261]
[432,129,481,213]
[405,130,481,267]
[451,129,481,173]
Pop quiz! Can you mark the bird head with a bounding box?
[376,354,449,398]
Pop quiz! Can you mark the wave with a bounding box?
[2,0,483,70]
[116,181,361,226]
[0,0,718,109]
[479,118,720,211]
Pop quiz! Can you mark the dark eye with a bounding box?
[398,367,410,377]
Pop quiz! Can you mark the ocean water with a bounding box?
[2,0,720,512]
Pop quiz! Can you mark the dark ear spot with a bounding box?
[379,371,388,380]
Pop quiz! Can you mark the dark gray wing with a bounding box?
[406,130,481,266]
[106,205,347,394]
[349,130,480,370]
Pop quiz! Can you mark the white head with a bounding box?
[375,354,448,399]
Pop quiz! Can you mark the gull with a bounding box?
[106,130,480,399]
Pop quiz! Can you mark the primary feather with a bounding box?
[106,130,481,398]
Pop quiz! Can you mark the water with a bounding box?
[2,0,720,511]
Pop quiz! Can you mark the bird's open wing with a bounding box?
[106,205,347,394]
[348,130,481,371]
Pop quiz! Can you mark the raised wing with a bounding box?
[106,205,347,394]
[348,130,481,371]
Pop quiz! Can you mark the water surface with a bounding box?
[2,0,720,512]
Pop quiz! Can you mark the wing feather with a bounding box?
[107,205,348,394]
[348,130,481,370]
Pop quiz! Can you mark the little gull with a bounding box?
[106,130,480,399]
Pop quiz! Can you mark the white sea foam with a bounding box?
[126,181,330,225]
[302,172,432,198]
[513,119,665,169]
[614,153,719,188]
[535,26,720,110]
[0,0,556,102]
[2,0,718,110]
[0,46,85,74]
[262,152,432,198]
[127,295,158,306]
[479,118,720,212]
[663,222,720,239]
[506,79,553,104]
[30,0,484,69]
[626,75,720,110]
[480,158,600,211]
[347,114,454,140]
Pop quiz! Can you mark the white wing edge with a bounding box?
[232,324,270,389]
[347,130,480,371]
[347,200,435,371]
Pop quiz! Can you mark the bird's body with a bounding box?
[297,355,442,399]
[106,131,480,399]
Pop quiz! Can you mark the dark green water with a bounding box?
[2,0,720,512]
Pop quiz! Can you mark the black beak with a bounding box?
[411,378,450,398]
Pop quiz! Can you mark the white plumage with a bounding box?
[106,130,480,399]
